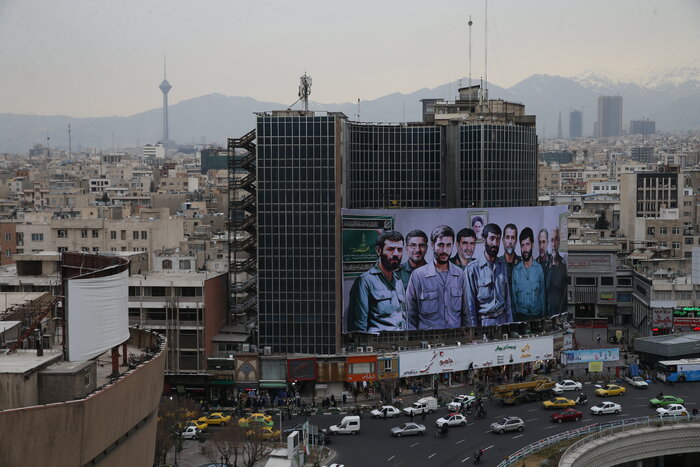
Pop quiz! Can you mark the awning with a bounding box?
[259,380,287,388]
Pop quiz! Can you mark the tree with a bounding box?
[201,422,246,466]
[595,210,610,230]
[153,396,199,467]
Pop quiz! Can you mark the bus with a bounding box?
[656,358,700,383]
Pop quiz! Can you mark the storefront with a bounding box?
[259,357,288,395]
[287,357,317,395]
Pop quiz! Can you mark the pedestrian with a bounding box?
[342,392,347,406]
[421,410,426,421]
[331,394,337,407]
[410,411,414,422]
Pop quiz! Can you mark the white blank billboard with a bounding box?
[66,270,129,361]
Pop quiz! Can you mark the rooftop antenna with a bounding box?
[484,0,488,102]
[468,14,473,91]
[356,99,361,121]
[298,72,312,111]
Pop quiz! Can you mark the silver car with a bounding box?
[490,416,524,434]
[390,422,426,437]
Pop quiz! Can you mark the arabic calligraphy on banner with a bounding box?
[398,336,554,377]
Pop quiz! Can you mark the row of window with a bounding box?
[573,276,633,287]
[56,229,149,240]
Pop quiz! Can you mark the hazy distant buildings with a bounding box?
[569,109,583,138]
[631,146,655,163]
[630,119,656,135]
[142,143,165,159]
[595,96,623,138]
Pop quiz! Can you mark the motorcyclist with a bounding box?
[440,423,449,437]
[577,393,587,404]
[474,447,484,464]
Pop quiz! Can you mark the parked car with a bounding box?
[550,408,583,423]
[447,394,476,412]
[490,417,524,434]
[436,413,467,427]
[543,397,576,409]
[595,384,626,397]
[553,380,583,393]
[656,404,688,417]
[370,405,401,419]
[590,401,621,415]
[180,425,201,440]
[625,376,649,389]
[237,413,273,428]
[390,422,426,437]
[650,395,685,407]
[198,412,232,426]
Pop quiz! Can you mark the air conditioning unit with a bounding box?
[503,333,509,340]
[397,346,406,351]
[420,341,430,349]
[365,346,374,353]
[241,343,250,352]
[356,346,365,353]
[263,346,271,356]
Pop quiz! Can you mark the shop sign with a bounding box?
[287,358,317,381]
[560,348,619,364]
[346,355,378,382]
[397,336,554,377]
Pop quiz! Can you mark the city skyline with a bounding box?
[1,0,699,118]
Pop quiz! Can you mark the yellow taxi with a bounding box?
[238,412,274,428]
[542,397,576,409]
[197,412,232,426]
[595,384,626,397]
[246,426,281,440]
[187,419,208,431]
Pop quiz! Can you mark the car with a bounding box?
[390,422,426,437]
[447,395,476,412]
[656,404,688,417]
[246,426,281,440]
[490,417,524,434]
[187,419,208,431]
[625,376,649,389]
[550,408,583,423]
[180,425,201,440]
[595,384,626,397]
[543,397,576,409]
[553,380,583,393]
[590,401,621,415]
[237,413,273,428]
[198,412,232,426]
[370,405,401,419]
[650,395,685,407]
[436,413,467,428]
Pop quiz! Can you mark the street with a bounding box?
[281,380,700,467]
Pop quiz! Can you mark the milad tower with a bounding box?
[159,60,172,144]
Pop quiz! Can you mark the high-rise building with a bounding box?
[569,109,583,138]
[630,119,656,135]
[159,62,172,145]
[595,96,623,138]
[254,87,538,354]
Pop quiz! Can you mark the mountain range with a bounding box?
[2,70,700,154]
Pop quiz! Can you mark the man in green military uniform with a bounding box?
[396,230,428,289]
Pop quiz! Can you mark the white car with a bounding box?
[625,376,649,389]
[447,395,475,412]
[553,380,583,393]
[656,404,688,417]
[436,413,467,428]
[180,425,200,440]
[590,401,621,415]
[370,405,401,419]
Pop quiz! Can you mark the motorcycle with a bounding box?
[473,448,485,464]
[575,394,588,406]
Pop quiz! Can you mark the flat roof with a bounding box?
[0,350,63,374]
[636,333,700,346]
[0,292,47,314]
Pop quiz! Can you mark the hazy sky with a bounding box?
[1,0,699,118]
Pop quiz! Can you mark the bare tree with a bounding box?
[153,396,199,467]
[201,422,246,466]
[239,424,275,467]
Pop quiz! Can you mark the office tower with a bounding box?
[595,96,623,138]
[557,111,563,139]
[630,119,656,135]
[159,62,172,144]
[569,109,583,138]
[631,146,655,163]
[256,110,343,355]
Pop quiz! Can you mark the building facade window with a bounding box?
[92,230,99,238]
[110,231,117,240]
[179,260,191,270]
[80,230,88,238]
[57,230,67,238]
[31,233,43,242]
[141,231,148,240]
[133,231,139,240]
[162,259,172,270]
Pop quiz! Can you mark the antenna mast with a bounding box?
[484,0,488,102]
[298,73,312,111]
[468,15,473,91]
[68,124,72,160]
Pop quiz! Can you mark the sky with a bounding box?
[1,0,699,118]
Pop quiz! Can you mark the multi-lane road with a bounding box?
[282,381,700,467]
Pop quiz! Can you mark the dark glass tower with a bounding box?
[256,111,341,354]
[569,109,583,138]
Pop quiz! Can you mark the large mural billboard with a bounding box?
[342,206,569,334]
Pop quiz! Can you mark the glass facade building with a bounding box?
[256,112,340,354]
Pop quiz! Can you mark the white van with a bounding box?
[328,415,360,435]
[403,397,438,415]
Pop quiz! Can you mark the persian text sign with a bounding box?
[560,348,619,364]
[398,336,554,377]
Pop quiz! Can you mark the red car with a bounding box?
[550,408,583,423]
